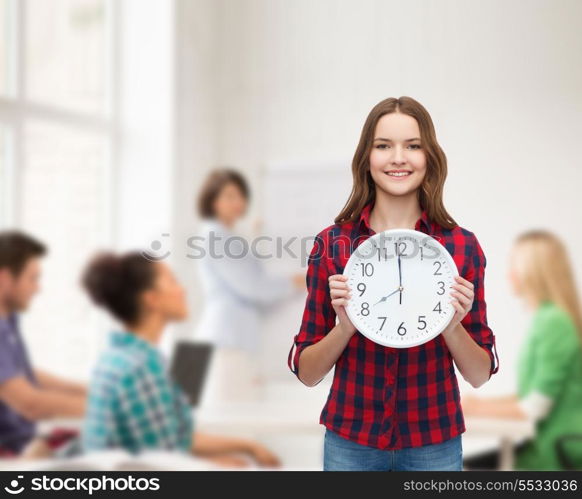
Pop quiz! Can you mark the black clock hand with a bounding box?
[373,288,400,306]
[398,251,402,305]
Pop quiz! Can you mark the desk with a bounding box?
[35,383,534,471]
[197,404,535,471]
[464,417,535,470]
[196,401,321,435]
[0,450,244,471]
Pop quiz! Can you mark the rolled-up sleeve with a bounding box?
[288,229,337,379]
[460,232,499,378]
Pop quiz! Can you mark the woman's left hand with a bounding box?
[446,275,475,331]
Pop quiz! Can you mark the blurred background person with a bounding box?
[81,251,280,468]
[0,231,86,459]
[463,230,582,470]
[194,169,305,405]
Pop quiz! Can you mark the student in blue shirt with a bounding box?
[0,231,86,458]
[81,251,280,468]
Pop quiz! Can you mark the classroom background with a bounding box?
[1,0,581,470]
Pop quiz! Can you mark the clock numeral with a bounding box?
[361,302,370,316]
[360,263,374,277]
[437,281,445,295]
[433,261,442,275]
[433,301,442,314]
[417,315,427,330]
[378,316,387,331]
[420,246,424,261]
[357,282,366,296]
[394,242,407,257]
[376,247,388,262]
[422,243,440,260]
[397,322,407,336]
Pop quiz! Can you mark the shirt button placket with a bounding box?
[382,369,396,437]
[381,353,398,445]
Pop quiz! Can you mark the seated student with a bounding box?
[463,230,582,470]
[81,251,280,468]
[0,231,86,457]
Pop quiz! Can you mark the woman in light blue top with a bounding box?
[194,169,304,403]
[195,169,304,352]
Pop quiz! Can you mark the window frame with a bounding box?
[0,0,118,234]
[0,0,119,379]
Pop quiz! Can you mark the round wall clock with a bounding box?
[343,229,459,348]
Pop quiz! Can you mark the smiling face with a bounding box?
[368,112,427,198]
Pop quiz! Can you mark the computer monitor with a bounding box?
[170,341,214,407]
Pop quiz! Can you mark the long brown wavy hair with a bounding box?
[335,96,457,229]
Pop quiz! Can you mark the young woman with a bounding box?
[81,251,280,468]
[463,230,582,470]
[288,96,499,471]
[195,169,304,405]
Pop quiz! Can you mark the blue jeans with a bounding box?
[323,428,463,471]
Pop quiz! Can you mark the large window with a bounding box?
[0,0,115,379]
[0,0,12,95]
[25,0,107,114]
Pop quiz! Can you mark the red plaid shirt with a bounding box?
[288,200,499,450]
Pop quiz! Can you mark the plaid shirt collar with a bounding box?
[358,199,432,234]
[109,330,159,355]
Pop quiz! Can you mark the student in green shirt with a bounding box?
[463,230,582,470]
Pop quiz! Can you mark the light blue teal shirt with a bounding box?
[82,331,193,454]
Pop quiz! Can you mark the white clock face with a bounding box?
[343,229,459,348]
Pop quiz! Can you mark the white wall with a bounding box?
[170,0,219,343]
[174,0,582,394]
[11,0,178,380]
[116,0,175,250]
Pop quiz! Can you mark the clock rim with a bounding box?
[342,228,460,348]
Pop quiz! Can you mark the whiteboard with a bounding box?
[258,159,353,381]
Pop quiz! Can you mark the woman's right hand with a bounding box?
[329,274,357,337]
